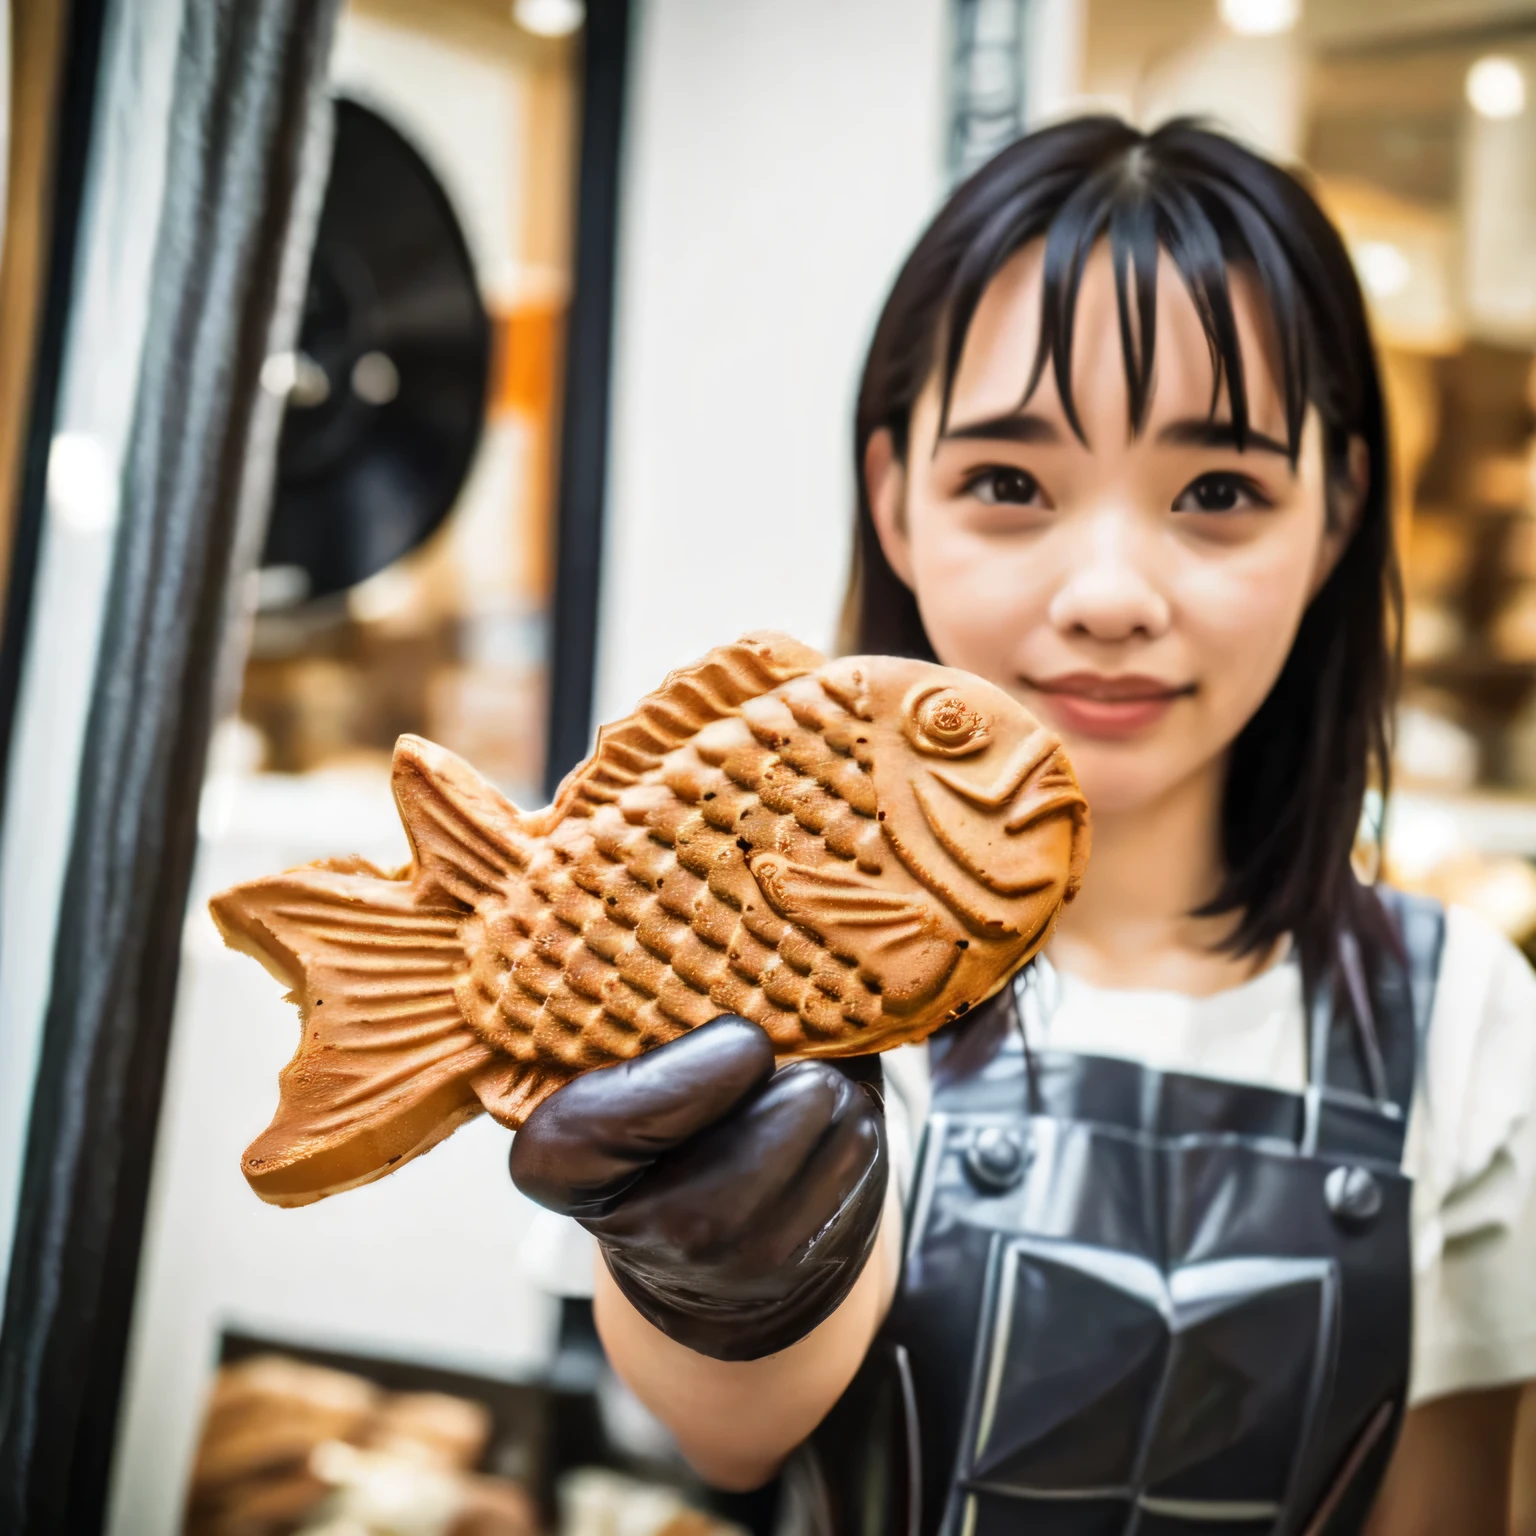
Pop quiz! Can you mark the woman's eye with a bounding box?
[965,467,1043,506]
[1173,472,1269,514]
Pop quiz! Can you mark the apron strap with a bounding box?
[1373,887,1447,1112]
[1304,887,1445,1157]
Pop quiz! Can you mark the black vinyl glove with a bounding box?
[509,1016,887,1362]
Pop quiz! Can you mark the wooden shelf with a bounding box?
[1407,655,1536,680]
[1412,502,1532,522]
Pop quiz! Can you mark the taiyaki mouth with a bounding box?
[211,633,1090,1206]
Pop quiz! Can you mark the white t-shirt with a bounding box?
[882,902,1536,1407]
[522,904,1536,1407]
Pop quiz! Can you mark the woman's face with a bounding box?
[870,241,1358,819]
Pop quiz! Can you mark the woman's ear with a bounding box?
[865,429,914,589]
[1313,434,1369,594]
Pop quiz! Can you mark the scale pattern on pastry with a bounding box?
[211,633,1089,1205]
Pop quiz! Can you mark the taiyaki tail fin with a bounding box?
[210,862,494,1206]
[207,737,534,1204]
[210,739,537,1206]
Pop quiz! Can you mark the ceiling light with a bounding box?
[47,432,115,534]
[513,0,584,38]
[1467,56,1526,120]
[1218,0,1299,38]
[1354,240,1411,299]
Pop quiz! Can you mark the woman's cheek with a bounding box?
[911,524,1045,682]
[1175,537,1316,734]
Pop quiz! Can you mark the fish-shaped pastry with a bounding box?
[211,633,1089,1206]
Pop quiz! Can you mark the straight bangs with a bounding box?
[842,116,1402,1010]
[935,129,1321,483]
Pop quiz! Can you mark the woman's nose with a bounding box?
[1046,515,1170,642]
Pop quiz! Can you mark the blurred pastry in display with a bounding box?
[301,1440,536,1536]
[183,1355,377,1536]
[364,1392,491,1471]
[210,633,1089,1206]
[302,1441,463,1536]
[557,1469,744,1536]
[183,1355,534,1536]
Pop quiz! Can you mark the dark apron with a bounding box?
[803,891,1444,1536]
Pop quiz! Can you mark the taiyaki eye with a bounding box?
[909,688,990,757]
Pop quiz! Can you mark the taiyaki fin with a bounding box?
[470,1056,567,1130]
[209,865,493,1207]
[748,854,965,1014]
[392,735,534,906]
[552,632,825,816]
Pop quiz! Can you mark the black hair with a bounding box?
[840,115,1401,1010]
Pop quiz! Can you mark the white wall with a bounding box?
[109,766,555,1536]
[331,13,524,306]
[592,0,950,729]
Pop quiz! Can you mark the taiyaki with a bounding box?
[211,634,1089,1206]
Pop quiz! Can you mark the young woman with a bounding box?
[510,118,1536,1534]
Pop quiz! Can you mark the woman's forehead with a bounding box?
[939,238,1289,437]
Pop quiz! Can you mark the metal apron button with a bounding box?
[965,1126,1028,1192]
[1324,1165,1383,1226]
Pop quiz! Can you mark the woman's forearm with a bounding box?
[592,1190,903,1490]
[1365,1387,1519,1535]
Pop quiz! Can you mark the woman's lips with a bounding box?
[1024,672,1194,740]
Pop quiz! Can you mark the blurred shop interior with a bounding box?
[2,0,1536,1532]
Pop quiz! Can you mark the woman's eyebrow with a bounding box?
[939,411,1061,445]
[1157,418,1291,456]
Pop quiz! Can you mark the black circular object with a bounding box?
[965,1125,1029,1193]
[261,98,491,600]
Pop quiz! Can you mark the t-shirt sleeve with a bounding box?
[1407,904,1536,1405]
[882,1041,933,1215]
[519,1207,598,1299]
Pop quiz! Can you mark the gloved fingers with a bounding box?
[509,1015,775,1215]
[597,1073,889,1361]
[591,1061,884,1258]
[735,1099,884,1275]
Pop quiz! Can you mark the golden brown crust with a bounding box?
[212,637,1088,1203]
[209,864,494,1206]
[547,631,825,822]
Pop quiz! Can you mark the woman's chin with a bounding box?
[1066,751,1199,821]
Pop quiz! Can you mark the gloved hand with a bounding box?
[509,1016,887,1363]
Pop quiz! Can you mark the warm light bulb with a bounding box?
[1218,0,1299,38]
[513,0,584,38]
[1467,56,1526,120]
[1354,240,1411,299]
